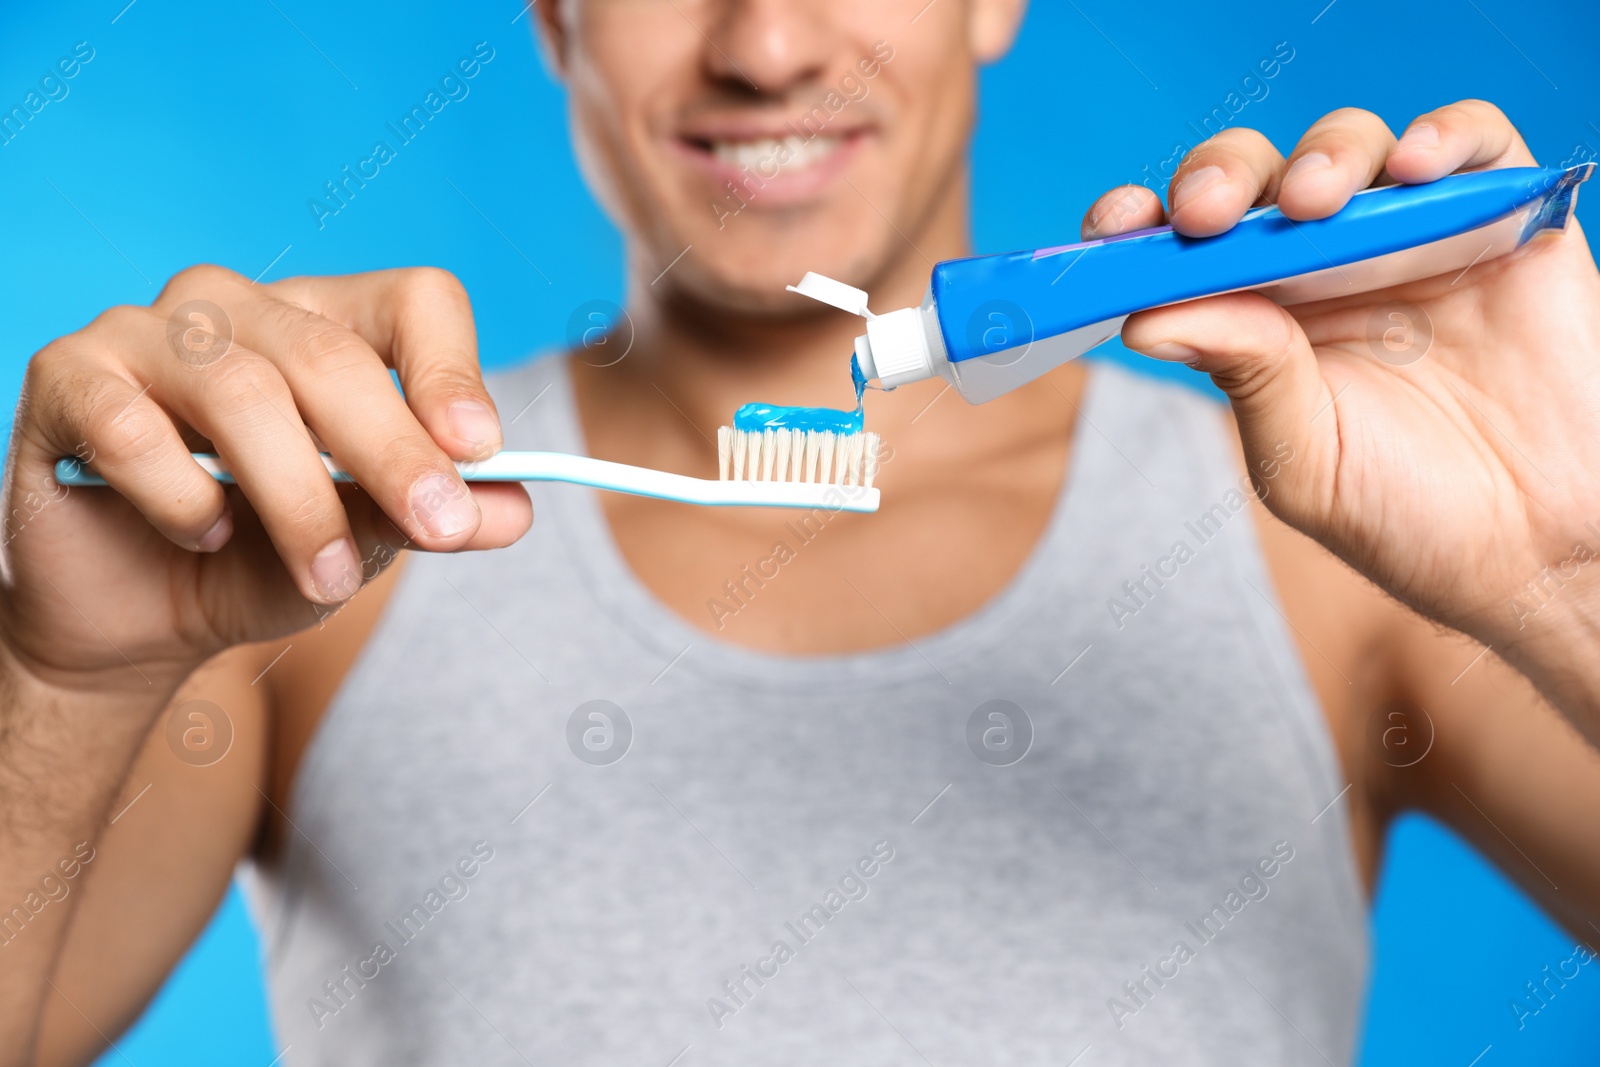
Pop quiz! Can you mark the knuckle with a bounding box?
[24,343,101,436]
[1318,106,1381,130]
[25,337,83,390]
[1414,99,1518,148]
[1468,99,1521,140]
[161,263,242,302]
[1212,355,1278,402]
[395,268,475,331]
[1456,98,1506,121]
[1180,133,1276,183]
[1422,99,1486,128]
[86,303,156,341]
[81,305,163,366]
[283,488,344,534]
[1307,110,1393,150]
[203,351,285,408]
[400,266,469,306]
[81,387,168,469]
[406,364,485,403]
[374,435,448,489]
[1414,105,1457,131]
[1199,126,1274,158]
[1209,307,1298,400]
[273,308,373,375]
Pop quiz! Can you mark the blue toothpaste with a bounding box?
[732,402,862,434]
[732,348,871,434]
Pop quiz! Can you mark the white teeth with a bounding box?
[708,134,840,173]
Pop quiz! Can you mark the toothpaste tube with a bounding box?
[791,163,1594,403]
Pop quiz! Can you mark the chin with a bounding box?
[664,261,820,316]
[672,252,872,317]
[663,213,901,314]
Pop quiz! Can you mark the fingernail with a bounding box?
[448,400,502,456]
[409,472,480,539]
[1171,165,1227,211]
[196,511,233,553]
[311,538,363,601]
[1145,342,1202,365]
[1284,151,1334,184]
[1398,123,1439,151]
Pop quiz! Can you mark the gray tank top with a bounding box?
[241,355,1368,1066]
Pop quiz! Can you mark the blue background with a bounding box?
[1,0,1597,1063]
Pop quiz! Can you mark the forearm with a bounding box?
[0,647,179,1066]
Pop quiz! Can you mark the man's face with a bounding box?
[541,0,1024,313]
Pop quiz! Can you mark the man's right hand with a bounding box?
[1,264,534,697]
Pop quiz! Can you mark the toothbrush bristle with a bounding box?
[718,428,882,489]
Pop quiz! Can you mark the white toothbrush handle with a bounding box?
[53,451,879,513]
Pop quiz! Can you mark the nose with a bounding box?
[702,0,831,96]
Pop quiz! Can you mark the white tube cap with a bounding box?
[861,307,935,389]
[786,272,875,318]
[788,271,939,390]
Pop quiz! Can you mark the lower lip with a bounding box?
[672,131,868,209]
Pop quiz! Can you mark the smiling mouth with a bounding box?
[700,133,846,171]
[674,126,869,207]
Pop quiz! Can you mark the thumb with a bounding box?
[1122,292,1338,521]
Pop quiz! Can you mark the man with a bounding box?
[3,1,1599,1063]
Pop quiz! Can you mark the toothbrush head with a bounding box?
[717,426,883,490]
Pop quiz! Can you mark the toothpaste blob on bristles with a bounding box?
[718,403,882,487]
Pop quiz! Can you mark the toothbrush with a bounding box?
[54,424,883,513]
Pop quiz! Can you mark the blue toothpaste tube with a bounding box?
[790,164,1594,403]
